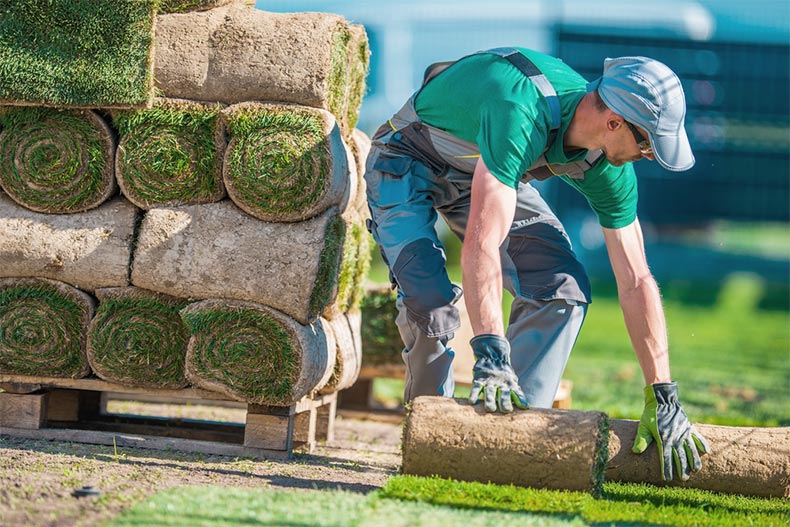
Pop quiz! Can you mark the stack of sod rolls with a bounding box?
[0,1,372,405]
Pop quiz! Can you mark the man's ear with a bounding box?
[606,115,624,132]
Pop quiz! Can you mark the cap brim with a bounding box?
[649,126,695,172]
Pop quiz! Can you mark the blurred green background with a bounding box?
[260,0,790,426]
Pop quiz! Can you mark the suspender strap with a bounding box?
[480,47,562,132]
[422,47,561,133]
[528,149,605,181]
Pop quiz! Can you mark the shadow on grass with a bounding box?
[0,435,390,495]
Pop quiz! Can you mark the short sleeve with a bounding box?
[476,98,548,189]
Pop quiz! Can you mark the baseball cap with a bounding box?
[587,56,695,172]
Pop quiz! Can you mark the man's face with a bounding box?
[603,119,654,167]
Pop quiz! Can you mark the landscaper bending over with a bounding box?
[363,47,710,481]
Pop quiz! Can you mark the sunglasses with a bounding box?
[625,121,653,156]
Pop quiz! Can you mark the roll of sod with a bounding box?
[323,211,371,318]
[403,397,609,495]
[350,128,372,216]
[343,25,371,132]
[319,312,362,394]
[314,317,338,393]
[222,102,349,223]
[180,299,333,405]
[348,225,373,313]
[0,195,137,292]
[159,0,239,14]
[154,5,368,134]
[342,141,359,218]
[607,419,790,498]
[359,285,402,367]
[114,98,226,209]
[0,0,156,108]
[0,278,95,378]
[87,287,190,389]
[0,107,117,214]
[131,202,346,325]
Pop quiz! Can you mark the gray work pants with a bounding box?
[364,100,591,408]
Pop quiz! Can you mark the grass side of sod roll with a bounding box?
[180,302,300,405]
[88,289,190,389]
[345,25,371,132]
[157,0,235,13]
[0,278,93,378]
[223,104,334,219]
[0,107,115,213]
[114,99,225,208]
[0,0,156,107]
[310,214,347,320]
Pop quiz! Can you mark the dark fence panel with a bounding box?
[548,30,789,225]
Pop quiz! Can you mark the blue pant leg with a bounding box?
[365,146,460,402]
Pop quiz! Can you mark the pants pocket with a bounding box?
[365,151,414,209]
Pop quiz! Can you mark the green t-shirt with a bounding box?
[414,47,637,229]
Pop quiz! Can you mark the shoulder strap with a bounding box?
[478,47,562,133]
[528,149,605,181]
[421,47,561,134]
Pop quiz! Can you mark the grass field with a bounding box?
[108,478,790,527]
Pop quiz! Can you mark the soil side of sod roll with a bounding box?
[403,397,609,495]
[153,5,368,135]
[0,195,138,292]
[131,202,346,325]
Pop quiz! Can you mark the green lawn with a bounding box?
[565,275,790,426]
[107,478,790,527]
[107,485,589,527]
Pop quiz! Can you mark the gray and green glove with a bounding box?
[632,382,711,481]
[468,334,528,413]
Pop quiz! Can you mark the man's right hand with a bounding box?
[468,334,528,413]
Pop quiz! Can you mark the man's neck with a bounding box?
[564,92,603,152]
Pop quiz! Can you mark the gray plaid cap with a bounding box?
[587,56,695,172]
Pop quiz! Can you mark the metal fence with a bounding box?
[546,30,790,225]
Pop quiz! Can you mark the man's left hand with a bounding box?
[632,382,711,481]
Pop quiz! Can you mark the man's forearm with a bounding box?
[618,274,671,385]
[461,241,505,336]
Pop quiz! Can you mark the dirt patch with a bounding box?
[0,410,402,527]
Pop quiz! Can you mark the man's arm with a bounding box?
[602,218,670,384]
[603,218,710,481]
[461,157,517,336]
[462,158,527,413]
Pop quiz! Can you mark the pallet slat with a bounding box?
[0,375,337,459]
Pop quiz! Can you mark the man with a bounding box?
[363,47,710,481]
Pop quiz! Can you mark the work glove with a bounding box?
[468,334,528,413]
[632,382,711,481]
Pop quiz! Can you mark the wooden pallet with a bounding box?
[0,374,336,460]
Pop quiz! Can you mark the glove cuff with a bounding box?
[646,381,679,405]
[470,334,510,362]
